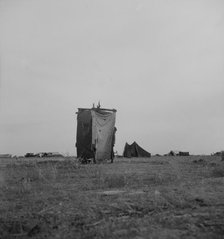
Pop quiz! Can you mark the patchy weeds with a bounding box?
[0,156,224,238]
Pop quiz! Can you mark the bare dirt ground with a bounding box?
[0,155,224,239]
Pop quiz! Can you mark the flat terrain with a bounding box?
[0,156,224,239]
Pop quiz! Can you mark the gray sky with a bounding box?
[0,0,224,156]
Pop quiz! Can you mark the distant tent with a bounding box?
[41,152,64,157]
[76,106,117,162]
[168,150,189,156]
[24,153,35,158]
[213,151,224,157]
[178,151,190,156]
[123,142,151,158]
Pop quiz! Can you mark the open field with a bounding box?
[0,155,224,239]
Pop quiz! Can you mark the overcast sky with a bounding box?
[0,0,224,156]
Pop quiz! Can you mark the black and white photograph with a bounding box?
[0,0,224,238]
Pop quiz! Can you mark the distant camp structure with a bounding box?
[123,142,151,158]
[166,151,190,156]
[24,152,64,158]
[213,151,224,157]
[76,104,117,163]
[214,151,224,161]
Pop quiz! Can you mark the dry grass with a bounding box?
[0,156,223,238]
[210,164,224,178]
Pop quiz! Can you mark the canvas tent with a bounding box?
[123,142,151,158]
[76,106,117,162]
